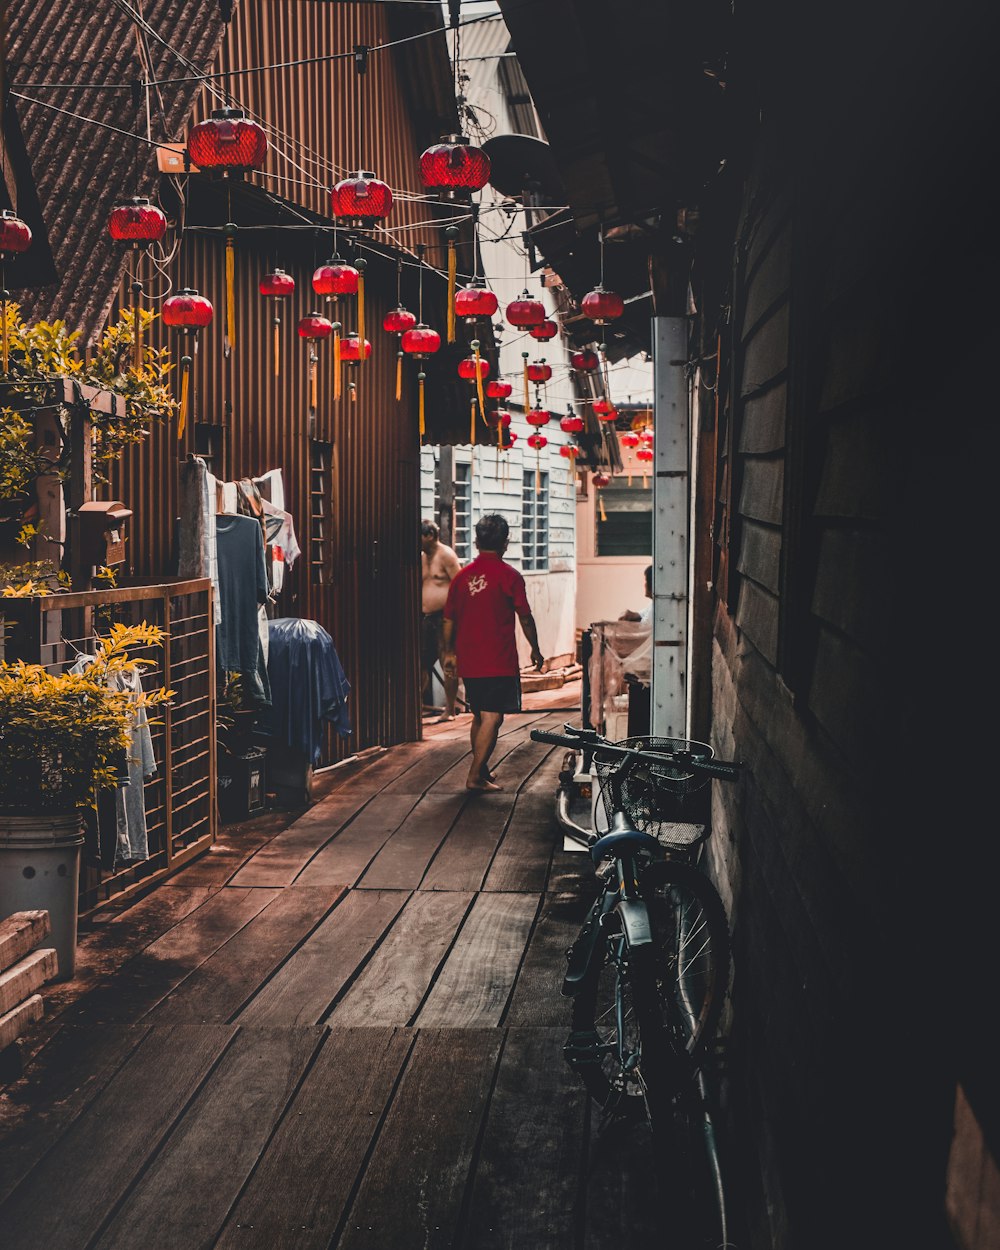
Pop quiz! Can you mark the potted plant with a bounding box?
[0,621,171,978]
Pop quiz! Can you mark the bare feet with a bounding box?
[435,713,457,723]
[480,766,497,783]
[466,777,503,793]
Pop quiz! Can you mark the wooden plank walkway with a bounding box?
[0,695,667,1248]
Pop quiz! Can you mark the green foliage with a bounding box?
[0,621,172,813]
[0,302,178,522]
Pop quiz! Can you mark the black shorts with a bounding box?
[421,611,443,673]
[463,675,522,715]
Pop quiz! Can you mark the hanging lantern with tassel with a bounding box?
[571,348,599,373]
[636,446,654,489]
[383,305,416,401]
[526,360,552,386]
[506,291,545,329]
[458,346,490,445]
[620,430,640,485]
[162,288,214,440]
[259,268,295,377]
[108,197,167,368]
[486,379,512,401]
[187,108,267,173]
[297,311,333,419]
[526,408,551,430]
[401,323,441,439]
[313,257,359,400]
[527,432,547,495]
[419,135,491,199]
[560,412,585,435]
[559,443,581,496]
[0,211,31,375]
[487,409,511,475]
[530,318,558,342]
[454,280,498,326]
[331,172,393,229]
[339,332,372,403]
[593,399,618,423]
[581,286,625,325]
[592,470,611,522]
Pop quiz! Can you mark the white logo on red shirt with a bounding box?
[468,574,488,596]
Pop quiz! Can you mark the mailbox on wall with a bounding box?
[76,501,132,567]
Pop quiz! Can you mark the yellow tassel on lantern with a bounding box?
[395,351,402,401]
[309,353,318,411]
[642,471,648,489]
[418,372,426,437]
[225,229,236,353]
[356,270,366,361]
[1,300,8,374]
[522,353,530,413]
[535,458,541,496]
[273,319,280,377]
[177,357,191,440]
[333,325,342,401]
[599,490,607,522]
[470,398,476,448]
[446,229,458,343]
[350,380,357,402]
[472,339,486,421]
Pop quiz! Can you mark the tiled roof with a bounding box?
[6,0,229,342]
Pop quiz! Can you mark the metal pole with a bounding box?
[650,316,689,738]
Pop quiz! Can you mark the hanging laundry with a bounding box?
[177,455,222,625]
[215,513,272,707]
[70,655,156,866]
[262,618,351,764]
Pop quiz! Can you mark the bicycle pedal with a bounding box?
[563,1030,602,1067]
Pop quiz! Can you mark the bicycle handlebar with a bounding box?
[529,728,743,780]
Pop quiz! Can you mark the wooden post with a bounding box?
[67,401,93,592]
[438,444,455,548]
[162,589,174,865]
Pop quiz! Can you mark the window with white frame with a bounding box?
[595,476,652,557]
[521,470,549,571]
[453,462,472,561]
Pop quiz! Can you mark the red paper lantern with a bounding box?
[312,259,359,297]
[188,108,267,173]
[331,171,393,224]
[592,471,612,488]
[636,447,654,463]
[560,414,585,434]
[454,283,499,322]
[526,362,552,384]
[260,268,295,298]
[526,409,551,428]
[581,286,624,325]
[297,312,333,340]
[401,324,441,359]
[486,380,513,400]
[527,433,548,451]
[340,334,372,362]
[162,288,214,330]
[620,431,640,449]
[505,291,545,328]
[530,318,558,342]
[0,210,32,255]
[559,444,581,459]
[383,306,417,335]
[486,410,512,429]
[457,355,490,381]
[571,348,599,372]
[593,399,618,422]
[419,136,490,195]
[108,196,166,244]
[501,430,518,450]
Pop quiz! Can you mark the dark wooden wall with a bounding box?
[698,0,998,1245]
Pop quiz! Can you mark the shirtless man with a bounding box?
[421,519,462,720]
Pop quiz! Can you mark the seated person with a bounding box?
[619,564,653,626]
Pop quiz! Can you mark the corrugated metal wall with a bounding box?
[104,2,462,758]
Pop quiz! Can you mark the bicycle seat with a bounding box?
[590,812,662,865]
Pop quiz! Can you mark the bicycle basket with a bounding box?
[593,735,715,850]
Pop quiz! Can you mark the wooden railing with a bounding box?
[1,579,216,915]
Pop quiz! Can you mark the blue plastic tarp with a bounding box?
[262,617,351,763]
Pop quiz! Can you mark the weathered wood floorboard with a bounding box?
[0,1023,237,1250]
[357,792,467,891]
[416,893,540,1028]
[484,789,559,894]
[93,1026,322,1250]
[292,793,421,887]
[504,892,595,1028]
[236,890,410,1027]
[329,891,473,1027]
[214,1028,413,1250]
[459,1027,590,1250]
[145,884,348,1025]
[419,791,517,892]
[335,1029,503,1250]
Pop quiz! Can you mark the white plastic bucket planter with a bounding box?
[0,813,84,980]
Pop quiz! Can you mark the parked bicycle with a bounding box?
[531,723,743,1245]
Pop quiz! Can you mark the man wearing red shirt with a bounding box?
[442,513,545,792]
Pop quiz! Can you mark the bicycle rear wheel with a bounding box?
[569,860,730,1116]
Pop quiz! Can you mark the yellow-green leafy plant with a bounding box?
[0,302,177,520]
[0,621,172,813]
